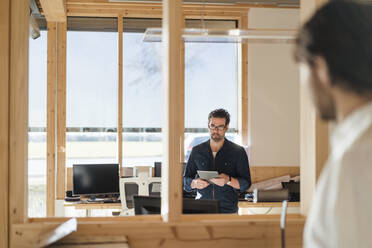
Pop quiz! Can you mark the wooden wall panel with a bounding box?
[9,0,29,225]
[0,0,10,246]
[12,216,305,248]
[238,14,249,146]
[47,22,57,216]
[250,166,300,183]
[299,0,329,215]
[118,16,123,170]
[57,22,67,200]
[40,0,67,22]
[161,0,184,222]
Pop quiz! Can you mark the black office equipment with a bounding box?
[253,188,289,202]
[282,180,300,202]
[154,161,161,177]
[73,163,120,201]
[133,195,220,215]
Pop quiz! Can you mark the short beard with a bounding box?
[211,134,224,142]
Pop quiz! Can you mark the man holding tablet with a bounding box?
[183,109,251,213]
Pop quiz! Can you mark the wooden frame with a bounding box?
[238,13,249,146]
[0,1,10,246]
[299,0,329,215]
[118,15,124,171]
[39,0,67,22]
[2,0,333,247]
[57,22,67,200]
[1,0,30,246]
[50,2,253,213]
[47,22,57,216]
[161,0,184,222]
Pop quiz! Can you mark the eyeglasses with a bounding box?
[208,124,226,131]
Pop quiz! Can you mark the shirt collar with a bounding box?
[331,101,372,160]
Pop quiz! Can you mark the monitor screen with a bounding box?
[73,163,120,197]
[133,195,220,215]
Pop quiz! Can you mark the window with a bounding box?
[28,30,47,217]
[184,40,240,160]
[122,31,163,167]
[66,18,118,168]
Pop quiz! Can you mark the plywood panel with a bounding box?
[238,14,249,146]
[250,166,300,183]
[118,16,123,170]
[161,0,183,222]
[9,0,29,229]
[299,0,329,215]
[40,0,67,22]
[57,22,67,200]
[12,216,305,248]
[0,0,10,246]
[47,22,57,216]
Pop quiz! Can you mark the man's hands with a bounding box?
[191,178,210,189]
[192,173,231,189]
[210,173,229,187]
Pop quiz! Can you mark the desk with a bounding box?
[64,201,300,216]
[238,201,300,215]
[64,202,122,217]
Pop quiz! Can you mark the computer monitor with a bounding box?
[73,163,120,199]
[133,195,220,215]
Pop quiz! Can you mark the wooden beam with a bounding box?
[299,0,329,215]
[238,14,249,146]
[161,0,183,222]
[39,0,67,22]
[65,1,251,19]
[0,0,10,246]
[12,216,305,248]
[180,17,185,163]
[7,0,30,247]
[47,22,57,216]
[118,15,123,170]
[57,22,67,200]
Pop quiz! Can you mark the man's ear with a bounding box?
[313,56,331,88]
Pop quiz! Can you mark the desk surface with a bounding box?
[64,202,122,210]
[238,201,300,208]
[64,201,299,210]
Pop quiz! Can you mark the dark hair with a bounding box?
[208,109,230,126]
[294,1,372,95]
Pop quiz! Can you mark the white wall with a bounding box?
[247,8,300,166]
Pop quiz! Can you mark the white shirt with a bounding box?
[304,102,372,248]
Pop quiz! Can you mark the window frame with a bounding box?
[30,0,249,224]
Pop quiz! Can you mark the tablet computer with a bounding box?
[197,170,219,181]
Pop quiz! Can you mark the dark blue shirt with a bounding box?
[183,138,251,213]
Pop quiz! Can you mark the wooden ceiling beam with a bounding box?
[39,0,67,22]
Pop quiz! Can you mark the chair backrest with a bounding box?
[119,176,161,216]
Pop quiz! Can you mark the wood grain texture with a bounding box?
[0,0,10,246]
[161,0,183,222]
[9,0,29,228]
[40,0,67,22]
[299,0,329,215]
[13,216,305,248]
[118,15,123,170]
[238,14,249,146]
[57,22,67,200]
[47,22,57,216]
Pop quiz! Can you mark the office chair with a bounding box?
[119,171,161,216]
